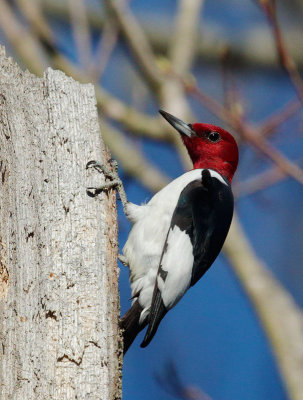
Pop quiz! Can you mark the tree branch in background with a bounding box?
[234,117,303,185]
[258,0,303,100]
[160,0,204,118]
[219,52,303,195]
[170,0,204,76]
[67,0,92,70]
[184,77,303,185]
[234,165,286,197]
[89,7,119,82]
[224,217,303,400]
[39,0,303,70]
[259,97,302,137]
[0,0,47,74]
[95,87,170,141]
[105,0,163,94]
[221,46,243,118]
[15,0,54,41]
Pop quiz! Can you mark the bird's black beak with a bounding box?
[159,110,195,137]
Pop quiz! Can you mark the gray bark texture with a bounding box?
[0,45,122,400]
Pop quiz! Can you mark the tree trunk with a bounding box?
[0,45,122,399]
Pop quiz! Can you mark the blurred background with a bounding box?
[1,0,303,399]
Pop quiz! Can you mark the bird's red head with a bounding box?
[160,110,238,183]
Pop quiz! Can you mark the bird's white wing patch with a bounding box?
[159,226,194,309]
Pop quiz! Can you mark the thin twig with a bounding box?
[235,118,303,185]
[258,0,303,100]
[259,98,302,137]
[234,165,286,197]
[221,46,245,123]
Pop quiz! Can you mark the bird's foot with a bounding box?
[86,159,128,212]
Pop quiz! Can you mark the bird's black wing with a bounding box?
[141,170,234,348]
[190,170,234,286]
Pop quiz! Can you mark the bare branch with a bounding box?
[105,0,163,93]
[170,0,204,76]
[0,6,172,162]
[235,119,303,185]
[259,98,302,137]
[0,0,47,75]
[224,216,303,400]
[40,0,303,69]
[89,11,119,82]
[159,1,205,169]
[15,0,54,41]
[160,0,204,117]
[67,0,92,70]
[96,87,170,141]
[234,165,286,197]
[185,79,233,124]
[258,0,303,100]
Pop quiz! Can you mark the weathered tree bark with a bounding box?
[0,46,122,399]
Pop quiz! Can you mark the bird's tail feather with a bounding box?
[140,291,167,348]
[120,300,147,355]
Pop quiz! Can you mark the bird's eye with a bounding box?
[208,131,221,143]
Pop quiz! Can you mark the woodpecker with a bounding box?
[88,110,239,354]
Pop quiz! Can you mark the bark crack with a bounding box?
[57,353,83,367]
[0,240,9,300]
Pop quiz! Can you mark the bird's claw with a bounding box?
[86,187,102,197]
[86,159,120,181]
[86,159,129,212]
[86,160,97,169]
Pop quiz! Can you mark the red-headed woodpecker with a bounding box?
[120,110,239,353]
